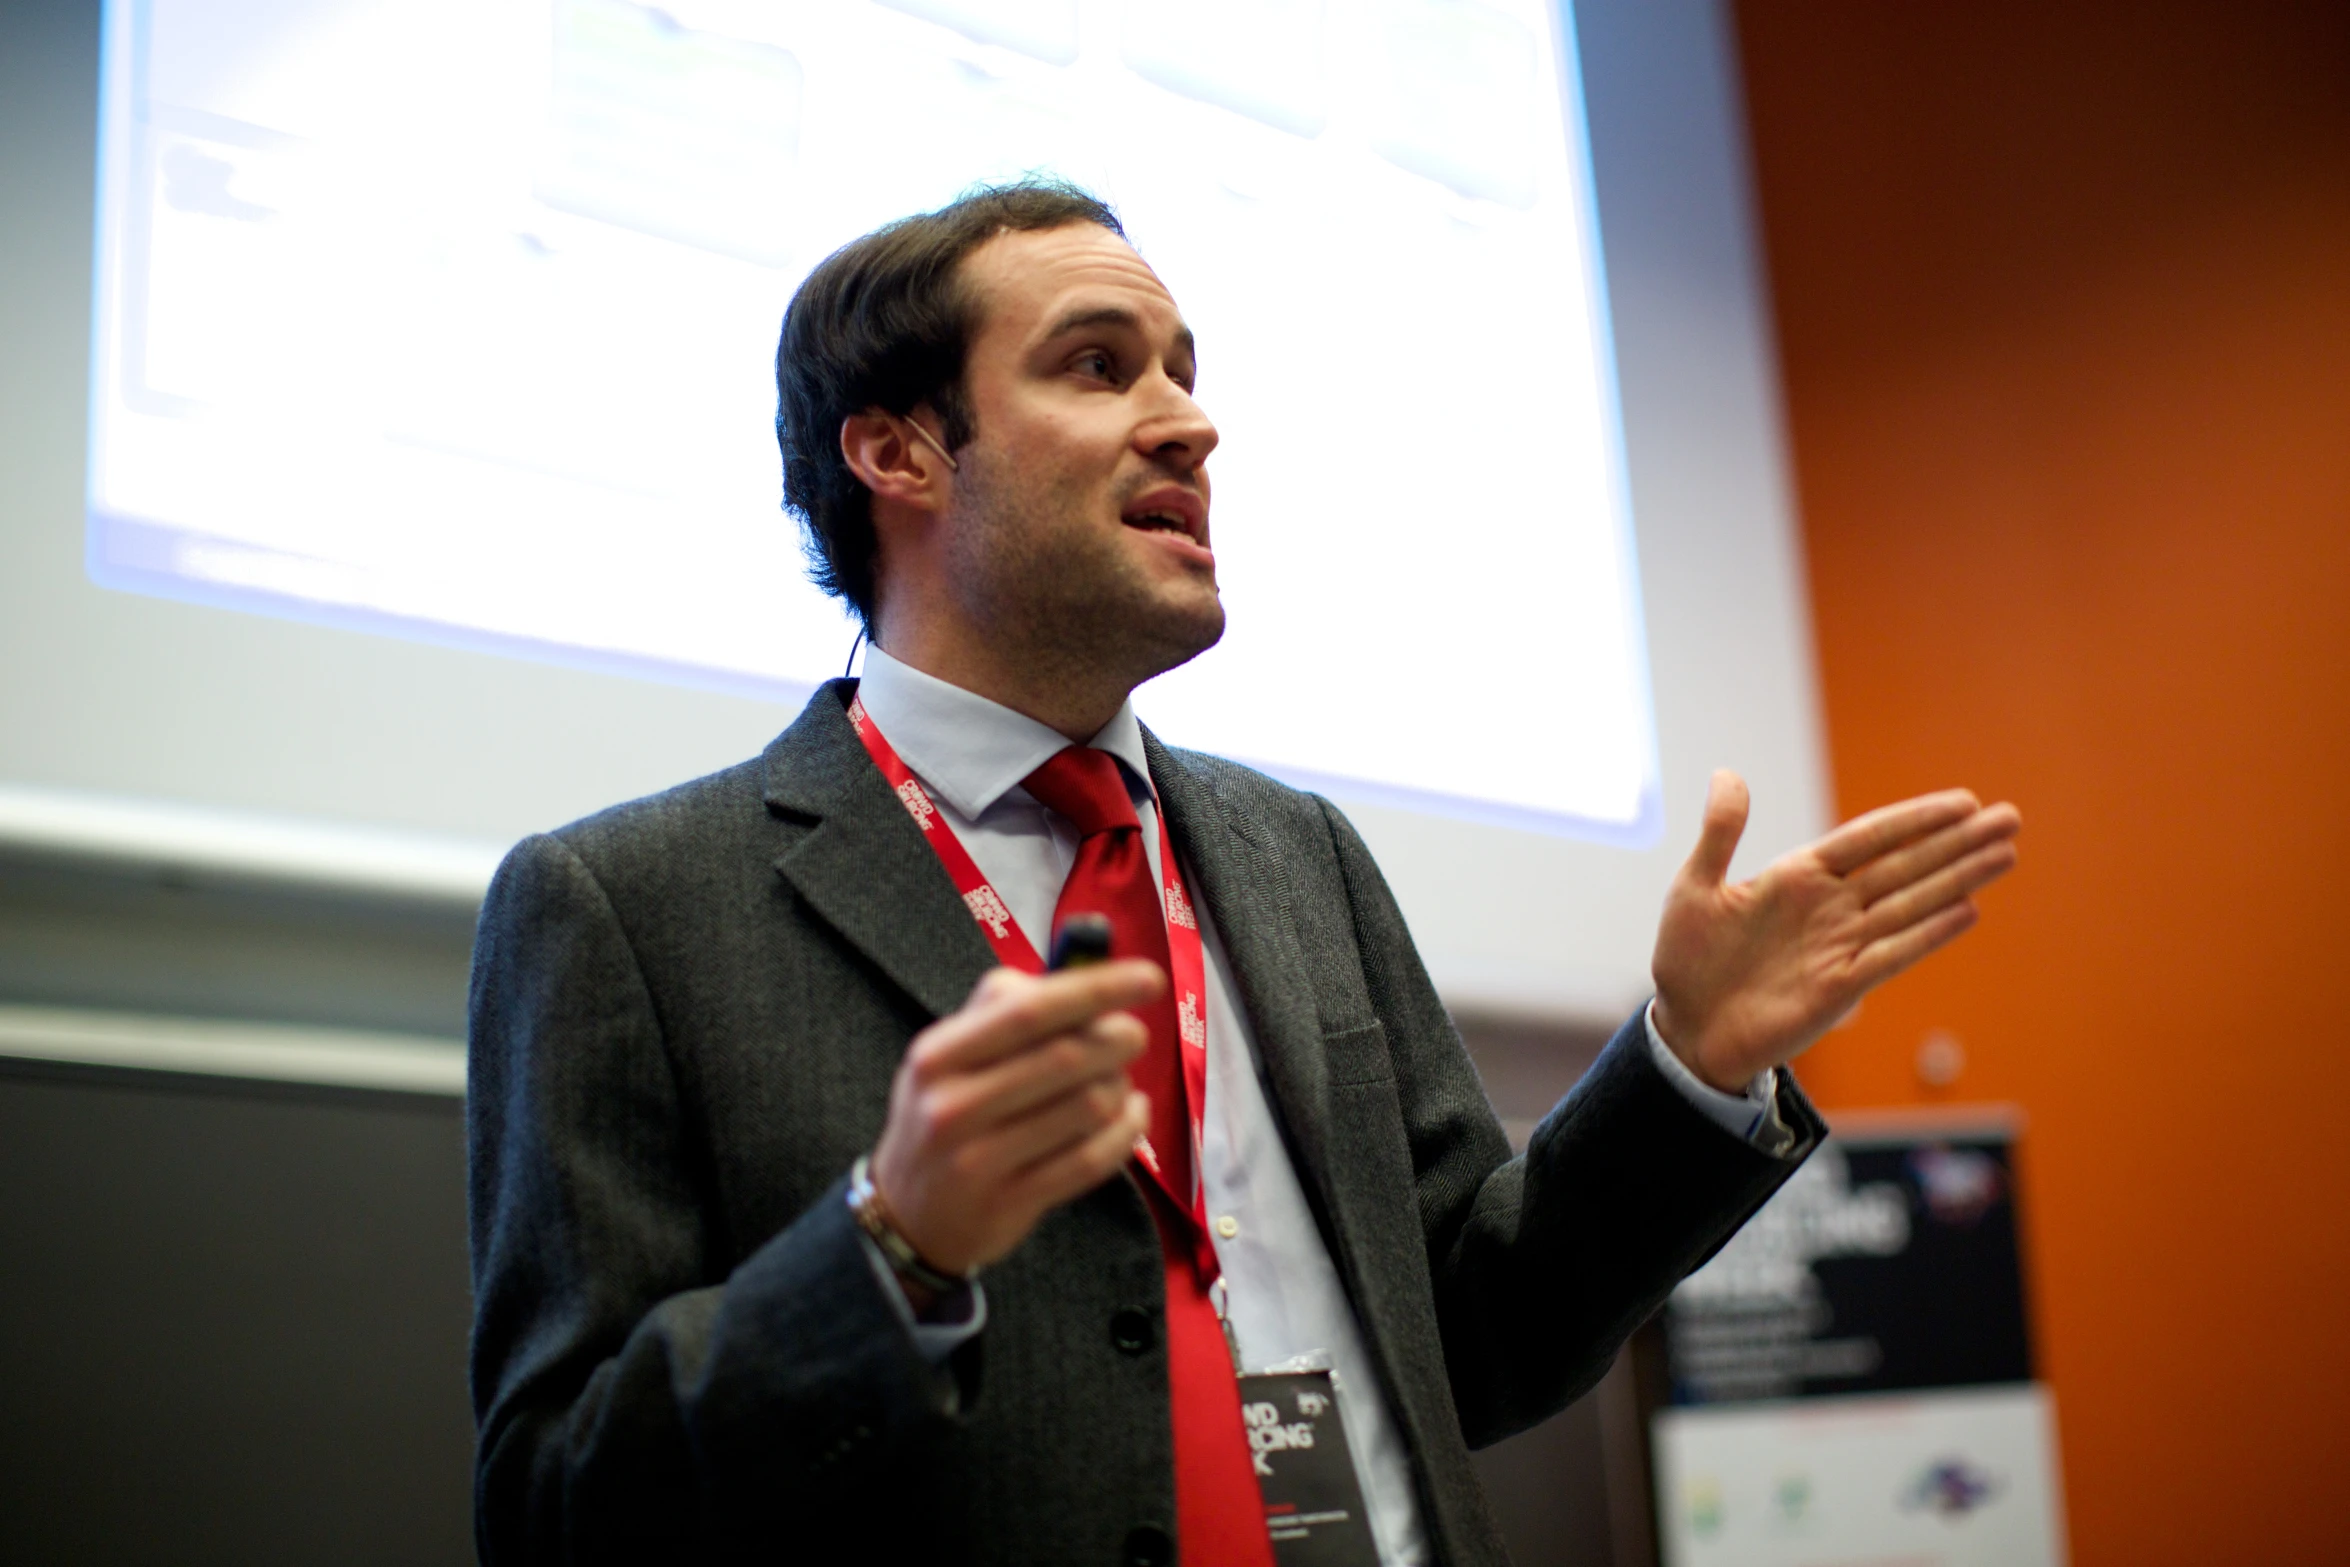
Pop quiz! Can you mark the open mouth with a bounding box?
[1119,487,1207,547]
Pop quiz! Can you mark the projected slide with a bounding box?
[88,0,1657,839]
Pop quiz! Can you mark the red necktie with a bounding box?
[1021,747,1273,1567]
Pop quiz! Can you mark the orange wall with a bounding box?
[1731,3,2350,1562]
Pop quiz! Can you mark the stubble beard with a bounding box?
[944,441,1225,701]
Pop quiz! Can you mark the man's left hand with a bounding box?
[1650,771,2022,1094]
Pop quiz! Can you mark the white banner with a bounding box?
[1652,1382,2067,1567]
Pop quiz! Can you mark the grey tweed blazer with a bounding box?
[466,680,1820,1567]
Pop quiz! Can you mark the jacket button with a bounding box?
[1110,1307,1154,1355]
[1122,1524,1173,1567]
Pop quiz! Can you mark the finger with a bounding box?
[951,1012,1148,1131]
[918,960,1165,1076]
[1680,770,1751,888]
[1856,839,2017,943]
[1006,1090,1149,1212]
[964,1074,1135,1180]
[1849,898,1980,993]
[1813,789,1982,877]
[1848,802,2022,906]
[968,966,1028,1004]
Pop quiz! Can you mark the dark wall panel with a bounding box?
[0,1066,474,1567]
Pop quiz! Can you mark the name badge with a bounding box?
[1240,1369,1378,1566]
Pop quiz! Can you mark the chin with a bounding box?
[1140,594,1226,674]
[1160,572,1225,640]
[1020,554,1224,682]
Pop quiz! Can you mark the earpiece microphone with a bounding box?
[905,416,959,472]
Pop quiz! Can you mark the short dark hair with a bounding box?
[774,178,1125,628]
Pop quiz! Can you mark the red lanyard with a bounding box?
[847,695,1215,1259]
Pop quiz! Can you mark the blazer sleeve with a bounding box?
[1314,799,1823,1448]
[466,833,967,1564]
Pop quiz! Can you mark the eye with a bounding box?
[1070,348,1118,383]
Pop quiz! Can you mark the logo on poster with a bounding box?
[1910,1143,2006,1225]
[1902,1456,2002,1518]
[1683,1476,1724,1539]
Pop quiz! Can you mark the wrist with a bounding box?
[847,1154,974,1299]
[1648,997,1752,1097]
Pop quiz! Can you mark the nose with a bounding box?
[1134,371,1218,474]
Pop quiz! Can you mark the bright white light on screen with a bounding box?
[88,0,1657,839]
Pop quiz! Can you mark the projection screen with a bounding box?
[0,0,1829,1023]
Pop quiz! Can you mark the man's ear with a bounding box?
[840,407,953,509]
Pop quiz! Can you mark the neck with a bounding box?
[870,620,1132,743]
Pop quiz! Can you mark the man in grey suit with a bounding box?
[467,181,2020,1566]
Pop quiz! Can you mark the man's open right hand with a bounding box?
[868,961,1158,1279]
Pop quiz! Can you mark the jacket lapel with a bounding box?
[763,680,998,1022]
[1143,732,1341,1185]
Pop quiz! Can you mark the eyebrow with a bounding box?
[1040,304,1196,362]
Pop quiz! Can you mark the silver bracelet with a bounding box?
[847,1154,973,1293]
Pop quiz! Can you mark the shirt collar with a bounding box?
[853,643,1152,820]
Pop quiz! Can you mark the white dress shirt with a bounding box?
[849,645,1783,1567]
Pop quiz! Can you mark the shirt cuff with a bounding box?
[858,1227,988,1367]
[1644,999,1798,1156]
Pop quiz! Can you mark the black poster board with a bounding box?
[1664,1123,2032,1406]
[1645,1110,2068,1566]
